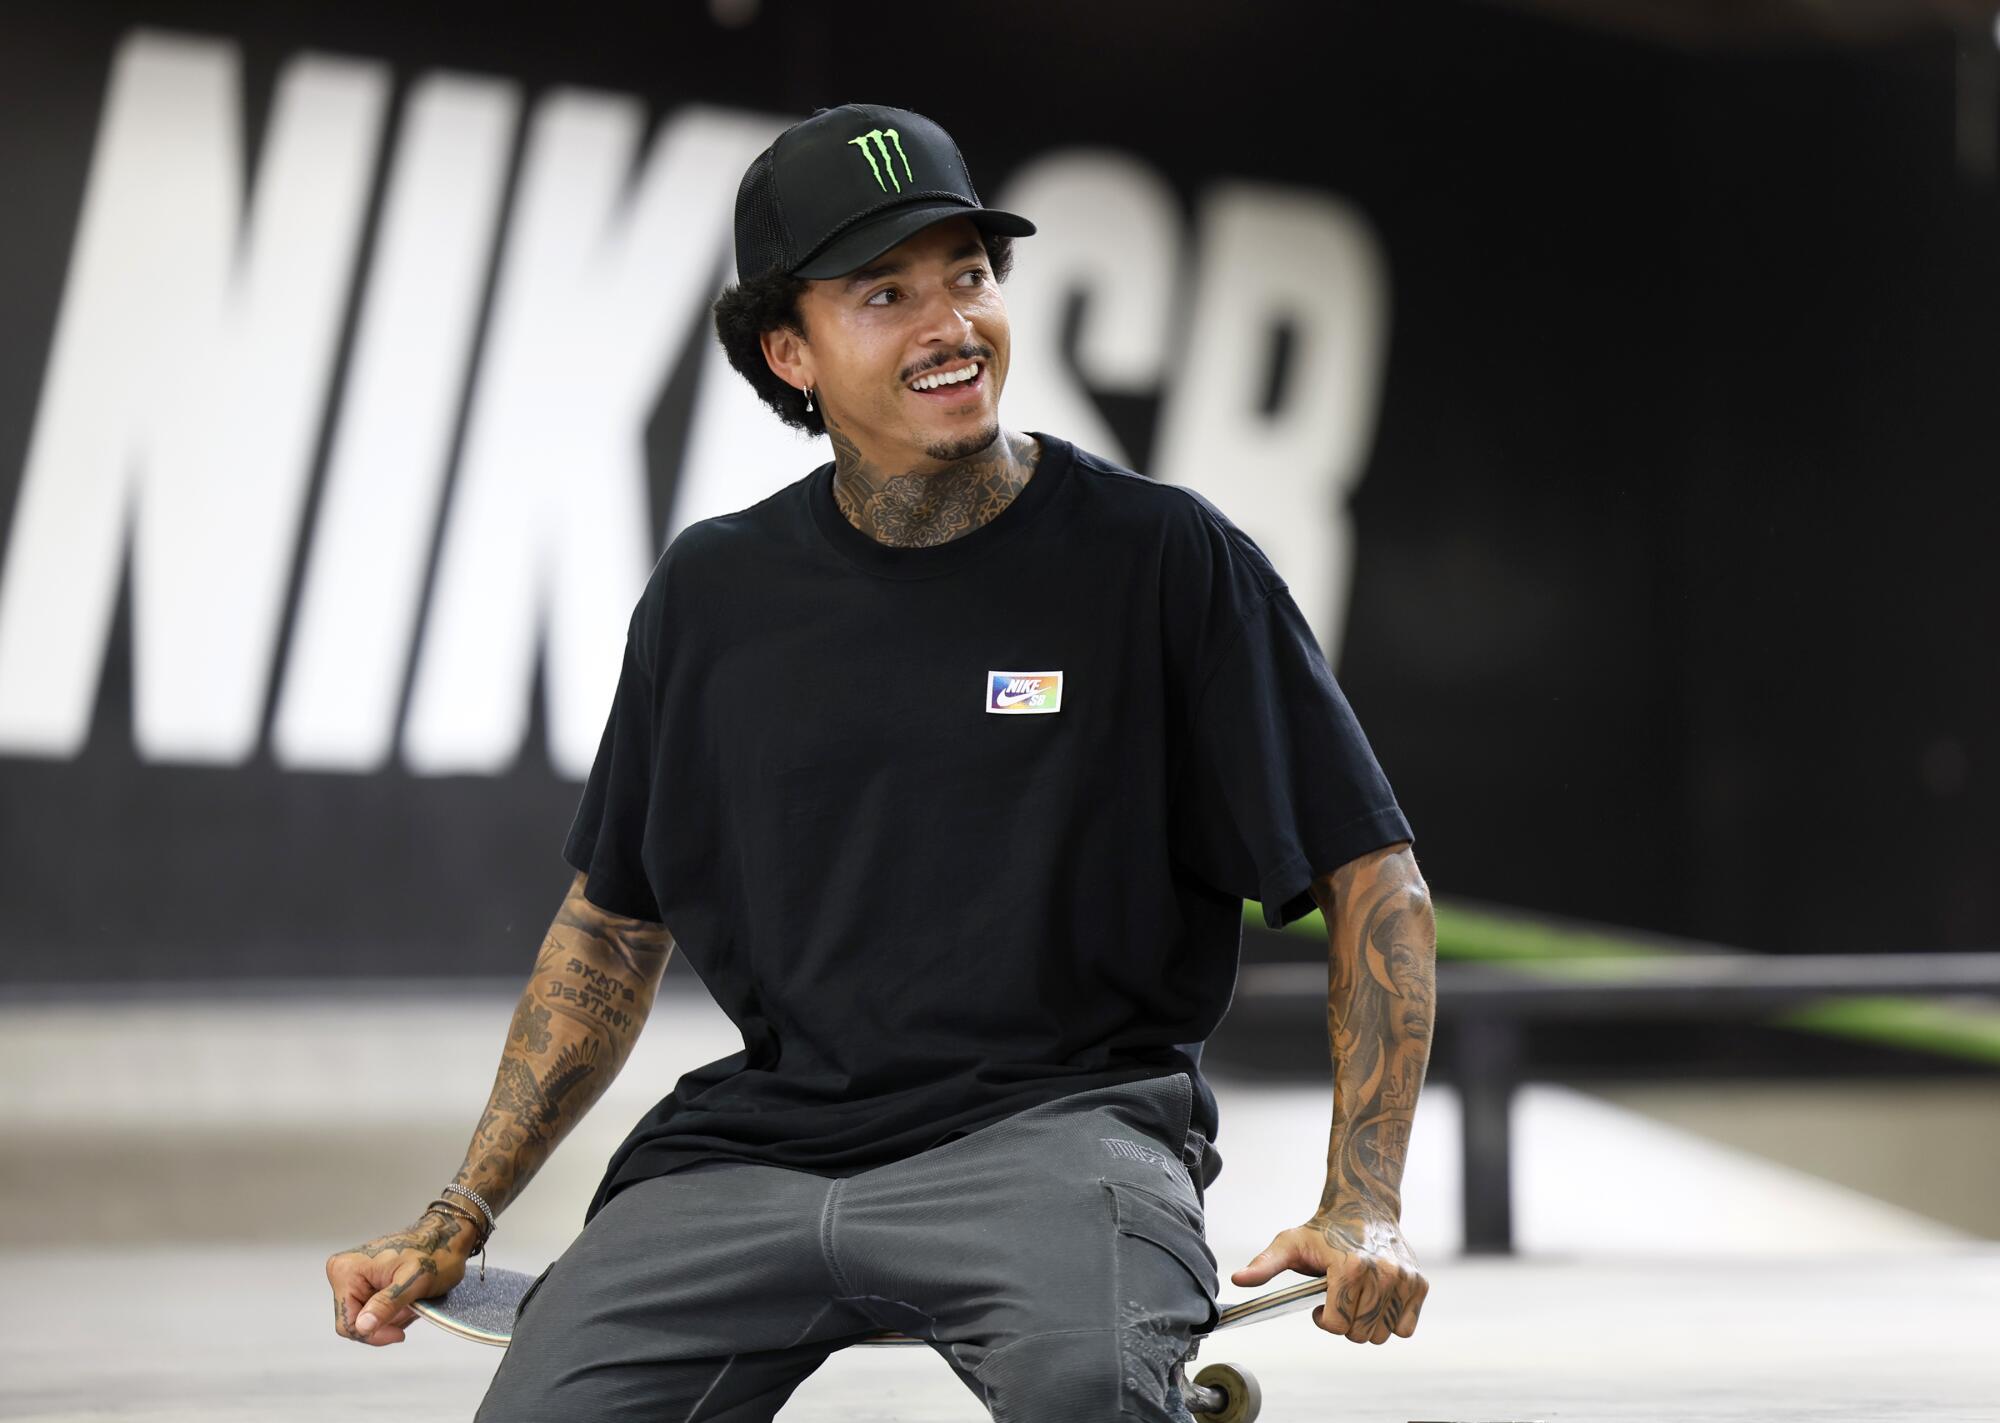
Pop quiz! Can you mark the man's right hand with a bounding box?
[326,1208,477,1346]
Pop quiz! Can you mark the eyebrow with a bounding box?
[841,241,987,292]
[842,259,904,291]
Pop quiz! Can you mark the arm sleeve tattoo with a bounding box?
[449,871,675,1218]
[1308,843,1435,1234]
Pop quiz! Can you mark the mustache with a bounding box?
[898,344,993,384]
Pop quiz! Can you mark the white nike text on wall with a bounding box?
[0,28,1390,776]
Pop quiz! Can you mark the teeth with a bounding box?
[913,362,979,392]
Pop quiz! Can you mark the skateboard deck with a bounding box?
[412,1265,1328,1348]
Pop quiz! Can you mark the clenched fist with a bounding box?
[326,1208,478,1347]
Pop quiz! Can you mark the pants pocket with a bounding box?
[1103,1177,1218,1419]
[1105,1178,1218,1303]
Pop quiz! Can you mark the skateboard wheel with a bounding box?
[1188,1362,1262,1422]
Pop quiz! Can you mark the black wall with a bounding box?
[0,1,1992,981]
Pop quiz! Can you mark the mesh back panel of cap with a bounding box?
[733,148,792,281]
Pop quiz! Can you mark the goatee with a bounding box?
[924,422,1001,464]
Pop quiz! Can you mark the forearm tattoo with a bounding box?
[451,873,675,1216]
[826,417,1039,547]
[1309,846,1435,1239]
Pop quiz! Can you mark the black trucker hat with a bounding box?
[733,103,1035,282]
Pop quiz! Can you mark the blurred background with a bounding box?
[1,1,1995,1420]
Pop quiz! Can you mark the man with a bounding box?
[326,103,1435,1421]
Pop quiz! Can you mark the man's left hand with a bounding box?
[1230,1210,1428,1344]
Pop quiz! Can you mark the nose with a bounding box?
[913,284,976,347]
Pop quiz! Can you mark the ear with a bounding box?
[760,322,812,396]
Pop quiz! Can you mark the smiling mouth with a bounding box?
[907,360,983,397]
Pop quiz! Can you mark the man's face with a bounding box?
[788,216,1009,467]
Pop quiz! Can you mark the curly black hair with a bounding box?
[711,231,1014,438]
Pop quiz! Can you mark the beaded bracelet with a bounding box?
[426,1191,494,1281]
[442,1182,498,1237]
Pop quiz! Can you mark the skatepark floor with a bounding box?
[5,1245,1996,1422]
[3,983,1995,1421]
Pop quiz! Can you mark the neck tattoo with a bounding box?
[827,422,1042,549]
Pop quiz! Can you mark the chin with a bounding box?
[922,419,1001,464]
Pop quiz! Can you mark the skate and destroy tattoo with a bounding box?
[452,872,675,1215]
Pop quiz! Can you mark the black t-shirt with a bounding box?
[566,433,1412,1221]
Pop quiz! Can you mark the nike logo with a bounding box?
[986,668,1062,714]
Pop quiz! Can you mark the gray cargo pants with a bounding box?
[474,1071,1220,1422]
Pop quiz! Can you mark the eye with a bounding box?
[955,267,989,287]
[865,286,900,306]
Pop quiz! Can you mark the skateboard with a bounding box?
[414,1265,1326,1422]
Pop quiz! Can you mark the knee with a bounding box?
[975,1324,1198,1423]
[975,1328,1119,1421]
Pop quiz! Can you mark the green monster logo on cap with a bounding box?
[847,128,913,192]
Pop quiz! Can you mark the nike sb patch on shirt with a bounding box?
[986,670,1062,714]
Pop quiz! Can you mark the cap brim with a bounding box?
[793,202,1036,280]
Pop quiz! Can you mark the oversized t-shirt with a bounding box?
[565,432,1412,1221]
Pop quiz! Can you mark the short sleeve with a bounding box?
[1172,577,1413,931]
[562,603,663,922]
